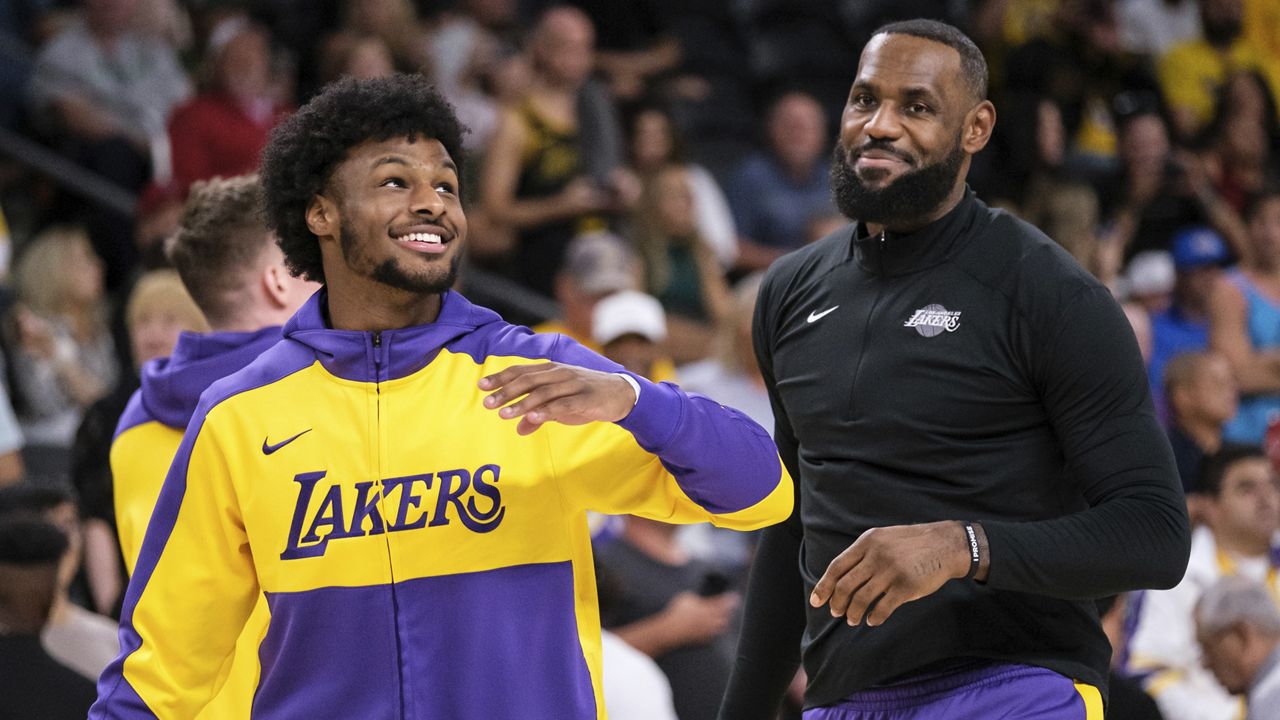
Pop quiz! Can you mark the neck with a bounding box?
[1216,529,1271,559]
[622,518,686,565]
[326,283,443,331]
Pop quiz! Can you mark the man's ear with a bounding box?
[306,194,337,239]
[963,100,996,154]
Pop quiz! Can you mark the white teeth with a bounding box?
[403,232,442,244]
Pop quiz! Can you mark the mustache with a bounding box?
[845,140,916,165]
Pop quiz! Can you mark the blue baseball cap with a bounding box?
[1171,226,1230,270]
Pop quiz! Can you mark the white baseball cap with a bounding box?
[592,290,667,346]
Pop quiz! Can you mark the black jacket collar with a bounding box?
[852,189,982,277]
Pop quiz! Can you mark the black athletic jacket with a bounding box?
[720,191,1191,716]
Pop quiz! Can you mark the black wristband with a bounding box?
[962,522,981,580]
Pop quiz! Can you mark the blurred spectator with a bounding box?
[0,516,96,720]
[29,0,192,289]
[533,232,678,383]
[627,105,737,269]
[1096,107,1209,260]
[595,562,680,720]
[340,0,431,75]
[166,16,292,194]
[1148,227,1232,418]
[1164,351,1238,506]
[727,90,833,271]
[678,273,771,434]
[996,0,1160,202]
[593,289,666,378]
[1127,444,1280,720]
[1196,576,1280,720]
[8,226,117,474]
[1157,0,1280,142]
[634,164,730,363]
[479,6,636,296]
[1197,70,1280,214]
[317,32,396,87]
[71,269,205,616]
[597,513,740,720]
[1117,0,1201,57]
[567,0,680,102]
[1208,188,1280,444]
[426,0,525,153]
[0,483,117,681]
[1097,594,1166,720]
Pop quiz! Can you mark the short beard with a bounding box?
[830,134,967,228]
[339,218,460,295]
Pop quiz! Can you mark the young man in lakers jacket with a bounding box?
[109,174,318,719]
[91,74,792,719]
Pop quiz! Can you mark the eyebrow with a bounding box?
[371,156,459,175]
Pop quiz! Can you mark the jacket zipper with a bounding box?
[849,232,886,417]
[373,332,408,719]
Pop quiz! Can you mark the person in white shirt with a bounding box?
[1196,576,1280,720]
[1129,444,1280,720]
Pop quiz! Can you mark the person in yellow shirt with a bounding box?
[1159,0,1280,140]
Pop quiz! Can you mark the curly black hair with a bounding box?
[259,74,467,284]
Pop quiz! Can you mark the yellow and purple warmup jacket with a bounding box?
[92,289,792,720]
[110,326,283,720]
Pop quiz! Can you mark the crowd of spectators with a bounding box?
[1,0,1280,718]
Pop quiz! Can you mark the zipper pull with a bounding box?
[372,331,383,369]
[878,231,887,274]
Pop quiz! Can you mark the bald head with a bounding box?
[532,6,595,86]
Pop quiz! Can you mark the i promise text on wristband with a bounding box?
[962,522,981,580]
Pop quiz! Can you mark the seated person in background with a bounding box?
[595,562,679,720]
[597,510,741,720]
[593,290,667,380]
[1196,576,1280,720]
[1164,351,1239,510]
[1208,188,1280,444]
[1149,227,1232,422]
[166,16,292,193]
[479,6,636,296]
[727,91,834,272]
[535,232,677,382]
[1128,444,1280,720]
[9,226,118,479]
[0,516,97,720]
[635,164,731,363]
[678,273,772,434]
[0,483,118,680]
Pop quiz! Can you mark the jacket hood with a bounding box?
[282,289,505,382]
[140,327,283,428]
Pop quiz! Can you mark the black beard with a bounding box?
[340,218,460,295]
[830,136,966,227]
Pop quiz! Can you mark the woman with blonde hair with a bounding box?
[633,164,731,363]
[9,226,118,463]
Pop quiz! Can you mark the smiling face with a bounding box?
[831,33,994,230]
[307,135,465,319]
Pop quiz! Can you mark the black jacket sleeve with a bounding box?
[982,286,1191,597]
[718,273,808,720]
